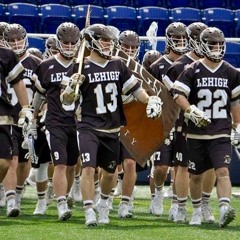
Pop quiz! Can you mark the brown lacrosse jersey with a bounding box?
[149,55,174,82]
[34,56,76,127]
[68,57,141,131]
[165,54,196,129]
[171,60,240,138]
[12,53,41,122]
[0,47,24,116]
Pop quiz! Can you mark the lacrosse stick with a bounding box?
[74,4,91,101]
[146,21,158,51]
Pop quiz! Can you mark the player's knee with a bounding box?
[190,173,202,184]
[124,158,136,171]
[35,162,49,182]
[216,167,230,179]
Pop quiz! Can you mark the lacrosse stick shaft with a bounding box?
[74,4,91,99]
[74,39,86,99]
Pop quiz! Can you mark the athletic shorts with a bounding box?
[152,140,174,167]
[45,126,78,166]
[33,128,52,168]
[187,137,231,175]
[12,125,28,163]
[173,131,189,167]
[77,127,119,174]
[0,125,13,159]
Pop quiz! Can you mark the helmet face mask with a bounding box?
[188,38,202,57]
[0,22,8,46]
[84,24,116,60]
[187,22,208,58]
[3,23,28,57]
[166,22,188,55]
[96,38,115,58]
[119,30,140,59]
[7,38,27,56]
[200,27,226,63]
[45,36,58,58]
[57,40,79,59]
[201,41,226,62]
[167,36,188,55]
[56,22,80,60]
[120,44,139,59]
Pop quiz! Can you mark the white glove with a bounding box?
[184,105,211,127]
[27,119,38,140]
[18,105,34,127]
[21,119,37,150]
[146,96,163,119]
[231,124,240,148]
[60,74,85,105]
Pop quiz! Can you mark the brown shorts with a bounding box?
[153,140,174,167]
[77,127,119,173]
[0,125,13,159]
[187,137,231,175]
[12,125,28,163]
[173,131,189,167]
[45,126,78,166]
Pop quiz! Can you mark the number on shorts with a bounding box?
[81,153,90,163]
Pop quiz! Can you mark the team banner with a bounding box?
[115,49,179,166]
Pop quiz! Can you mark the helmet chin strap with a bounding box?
[60,52,74,60]
[14,47,27,58]
[94,48,111,60]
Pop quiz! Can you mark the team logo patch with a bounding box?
[108,161,116,169]
[224,155,231,164]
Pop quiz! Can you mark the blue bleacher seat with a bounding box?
[0,4,7,22]
[4,0,38,4]
[39,4,72,34]
[101,0,130,7]
[234,10,240,37]
[138,7,170,37]
[35,0,69,5]
[6,3,39,33]
[169,7,201,26]
[68,0,101,6]
[165,0,196,8]
[198,0,228,9]
[72,5,104,30]
[133,0,163,8]
[230,0,240,10]
[28,36,45,52]
[224,42,240,68]
[156,39,166,54]
[202,8,235,37]
[105,6,138,33]
[37,0,68,4]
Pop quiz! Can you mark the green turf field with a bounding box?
[0,185,239,240]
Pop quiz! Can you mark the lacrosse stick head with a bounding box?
[146,21,158,51]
